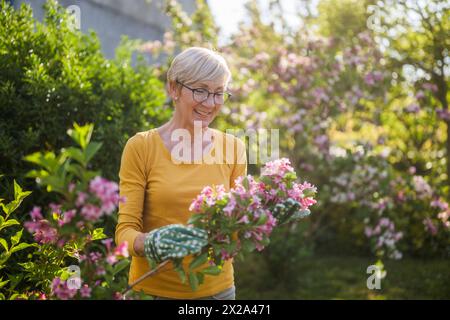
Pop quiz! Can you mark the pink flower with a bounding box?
[422,83,438,92]
[220,249,233,260]
[29,206,43,220]
[24,220,58,244]
[49,203,62,214]
[114,241,129,258]
[51,277,77,300]
[437,108,450,121]
[106,254,118,265]
[89,176,121,215]
[89,252,102,263]
[223,195,236,216]
[413,176,432,198]
[238,215,250,224]
[76,192,88,207]
[80,204,102,221]
[68,183,76,193]
[189,195,204,213]
[299,197,317,210]
[364,71,383,86]
[113,292,123,300]
[261,158,294,177]
[58,209,77,227]
[405,104,420,113]
[102,238,113,251]
[430,198,449,211]
[415,90,425,99]
[95,266,106,276]
[79,284,92,298]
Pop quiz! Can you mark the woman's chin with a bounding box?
[192,116,211,127]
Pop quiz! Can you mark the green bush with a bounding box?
[0,178,37,300]
[0,0,169,208]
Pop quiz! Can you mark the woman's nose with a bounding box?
[202,94,216,108]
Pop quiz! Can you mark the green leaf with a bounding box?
[10,243,34,254]
[10,229,23,246]
[0,238,8,252]
[112,259,130,276]
[189,252,208,271]
[188,272,199,291]
[256,213,268,225]
[68,123,94,150]
[242,176,250,190]
[18,262,35,270]
[201,265,222,275]
[173,260,186,284]
[241,240,255,253]
[187,214,204,225]
[85,142,103,163]
[24,169,49,179]
[0,279,10,289]
[302,188,316,197]
[0,219,19,232]
[284,172,297,180]
[91,228,107,241]
[196,272,205,285]
[64,147,86,165]
[13,180,31,203]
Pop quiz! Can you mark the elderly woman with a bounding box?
[115,47,247,300]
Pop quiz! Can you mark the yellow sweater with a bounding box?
[115,128,247,299]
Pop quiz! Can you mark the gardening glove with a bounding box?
[273,198,311,225]
[144,224,208,267]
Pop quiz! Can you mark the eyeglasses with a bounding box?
[176,80,231,105]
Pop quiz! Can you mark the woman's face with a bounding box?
[171,79,227,128]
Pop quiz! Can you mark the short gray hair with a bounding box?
[167,47,231,88]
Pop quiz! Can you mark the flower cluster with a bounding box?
[49,239,129,300]
[365,217,403,260]
[23,176,133,300]
[188,158,317,268]
[25,176,125,245]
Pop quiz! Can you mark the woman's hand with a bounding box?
[133,233,147,257]
[144,224,208,266]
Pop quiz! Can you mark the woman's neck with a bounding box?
[160,117,209,142]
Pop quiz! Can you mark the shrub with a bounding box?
[0,0,169,210]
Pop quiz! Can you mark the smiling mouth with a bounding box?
[194,109,212,117]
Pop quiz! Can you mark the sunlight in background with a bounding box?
[208,0,319,45]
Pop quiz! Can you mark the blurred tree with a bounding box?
[316,0,376,43]
[370,0,449,185]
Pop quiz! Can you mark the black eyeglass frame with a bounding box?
[176,80,232,105]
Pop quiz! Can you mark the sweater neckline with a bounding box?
[152,128,217,164]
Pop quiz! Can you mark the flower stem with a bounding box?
[121,260,170,297]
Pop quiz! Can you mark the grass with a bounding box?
[234,253,450,300]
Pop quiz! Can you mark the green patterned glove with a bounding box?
[144,224,208,267]
[273,198,311,225]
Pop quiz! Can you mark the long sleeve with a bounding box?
[230,137,247,188]
[115,134,147,257]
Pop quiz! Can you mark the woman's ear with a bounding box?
[167,81,180,101]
